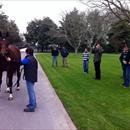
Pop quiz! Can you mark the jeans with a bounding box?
[52,56,58,66]
[125,66,130,87]
[26,80,37,110]
[83,60,89,73]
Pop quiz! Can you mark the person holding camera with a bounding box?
[93,43,103,80]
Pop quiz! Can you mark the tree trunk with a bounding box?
[41,44,44,52]
[75,48,78,54]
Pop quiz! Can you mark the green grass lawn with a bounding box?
[36,53,130,130]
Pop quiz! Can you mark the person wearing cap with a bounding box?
[21,47,38,112]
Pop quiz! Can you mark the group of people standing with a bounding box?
[51,43,104,80]
[51,46,69,67]
[83,43,103,80]
[82,42,130,85]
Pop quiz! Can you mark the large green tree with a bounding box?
[108,20,130,52]
[25,17,58,52]
[0,5,21,44]
[7,20,21,43]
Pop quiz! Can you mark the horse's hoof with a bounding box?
[8,97,13,101]
[6,88,10,93]
[16,87,20,91]
[8,94,13,101]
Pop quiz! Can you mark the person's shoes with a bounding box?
[23,108,35,112]
[122,83,125,86]
[26,104,37,108]
[26,104,30,107]
[123,85,128,88]
[124,86,128,88]
[94,78,100,80]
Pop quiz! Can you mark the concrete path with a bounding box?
[0,52,77,130]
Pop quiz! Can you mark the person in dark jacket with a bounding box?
[93,43,103,80]
[119,45,128,85]
[51,46,59,67]
[60,46,69,67]
[123,48,130,87]
[21,47,38,112]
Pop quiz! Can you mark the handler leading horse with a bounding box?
[0,38,21,100]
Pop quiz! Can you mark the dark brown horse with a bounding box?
[0,38,21,100]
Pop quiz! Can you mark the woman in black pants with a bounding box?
[93,43,103,80]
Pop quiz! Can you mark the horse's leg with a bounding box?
[16,66,21,91]
[6,73,10,93]
[0,71,3,92]
[7,72,13,100]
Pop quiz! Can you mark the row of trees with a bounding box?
[25,0,130,53]
[1,0,129,53]
[81,0,130,51]
[25,7,128,53]
[80,0,130,22]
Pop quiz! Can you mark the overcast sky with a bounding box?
[0,0,87,33]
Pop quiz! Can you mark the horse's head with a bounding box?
[0,39,9,57]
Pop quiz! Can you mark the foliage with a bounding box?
[37,53,130,130]
[86,10,112,50]
[80,0,130,52]
[7,20,21,43]
[80,0,130,22]
[25,17,58,51]
[0,6,21,45]
[108,20,130,52]
[60,8,88,53]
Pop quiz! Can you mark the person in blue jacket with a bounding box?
[21,47,38,112]
[60,46,69,67]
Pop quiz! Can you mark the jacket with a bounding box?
[22,55,38,83]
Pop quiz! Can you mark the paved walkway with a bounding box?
[0,52,77,130]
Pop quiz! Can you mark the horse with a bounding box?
[0,38,21,100]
